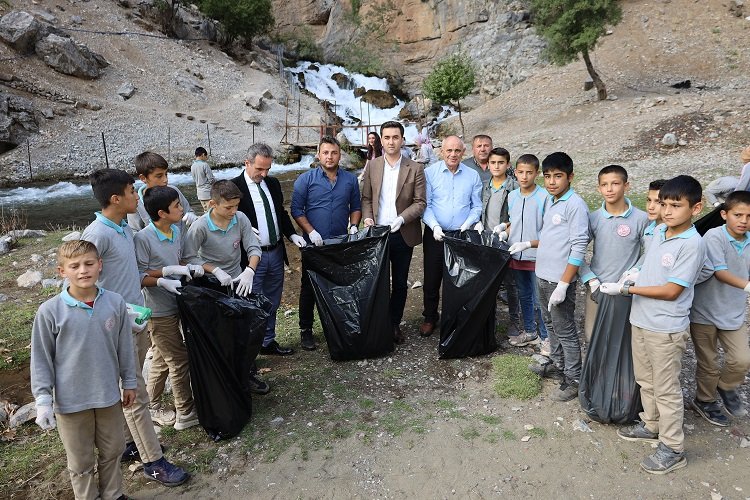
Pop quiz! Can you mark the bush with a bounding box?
[195,0,274,45]
[422,53,475,138]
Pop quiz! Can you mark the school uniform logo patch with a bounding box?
[552,213,563,225]
[617,224,631,237]
[661,253,675,268]
[233,239,240,249]
[105,317,115,332]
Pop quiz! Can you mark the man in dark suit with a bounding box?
[361,121,427,344]
[231,143,307,355]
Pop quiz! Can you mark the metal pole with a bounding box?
[101,132,109,168]
[167,126,171,164]
[296,96,301,143]
[284,93,289,143]
[26,139,32,180]
[252,123,255,144]
[206,123,211,156]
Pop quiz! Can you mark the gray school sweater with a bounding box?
[481,177,519,229]
[191,160,215,201]
[134,223,183,317]
[31,288,137,414]
[127,184,194,233]
[81,213,146,306]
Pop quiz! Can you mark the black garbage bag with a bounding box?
[176,277,272,440]
[695,206,724,236]
[439,230,511,359]
[579,294,642,424]
[301,225,393,361]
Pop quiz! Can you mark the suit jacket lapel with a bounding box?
[371,158,384,216]
[395,160,410,200]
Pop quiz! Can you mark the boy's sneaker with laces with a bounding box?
[121,441,141,463]
[248,373,270,395]
[528,361,564,381]
[691,399,729,427]
[550,380,579,402]
[509,331,540,347]
[539,339,551,357]
[617,421,659,443]
[640,442,687,474]
[718,387,748,417]
[149,405,176,426]
[173,410,200,431]
[143,457,189,487]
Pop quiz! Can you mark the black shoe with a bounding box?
[300,329,317,351]
[528,362,564,381]
[143,457,190,487]
[393,325,405,344]
[718,387,748,417]
[260,340,295,356]
[248,373,270,395]
[691,399,729,427]
[122,441,166,463]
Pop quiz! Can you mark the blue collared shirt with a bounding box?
[94,212,128,236]
[291,167,361,240]
[61,287,104,317]
[205,210,237,233]
[422,161,483,231]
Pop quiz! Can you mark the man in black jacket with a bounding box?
[231,143,307,355]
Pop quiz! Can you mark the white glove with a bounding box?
[390,216,404,233]
[547,281,569,311]
[599,282,621,295]
[743,282,750,294]
[508,241,532,255]
[349,225,359,235]
[309,230,323,246]
[589,278,601,294]
[212,267,233,286]
[157,278,182,295]
[473,221,484,232]
[187,263,205,278]
[161,265,191,280]
[128,309,148,332]
[619,267,640,283]
[363,218,375,227]
[233,267,255,297]
[290,234,307,247]
[35,404,56,430]
[493,223,507,234]
[432,226,445,241]
[497,231,508,242]
[459,221,471,232]
[182,212,199,225]
[252,227,260,238]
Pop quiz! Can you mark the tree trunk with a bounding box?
[456,99,466,139]
[582,49,607,101]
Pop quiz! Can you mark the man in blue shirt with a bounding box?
[420,135,483,336]
[291,136,362,350]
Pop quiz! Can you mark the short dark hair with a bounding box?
[380,120,404,137]
[472,134,492,144]
[195,147,207,157]
[541,152,574,175]
[648,179,667,191]
[143,186,179,221]
[723,190,750,211]
[134,152,168,177]
[516,154,540,170]
[319,135,341,149]
[488,147,510,163]
[659,175,702,206]
[211,180,242,203]
[598,164,628,182]
[89,169,134,208]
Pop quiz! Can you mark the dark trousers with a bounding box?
[253,244,285,346]
[299,261,316,331]
[422,226,444,323]
[388,231,414,327]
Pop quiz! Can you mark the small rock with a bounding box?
[0,239,9,256]
[244,94,263,111]
[0,294,9,302]
[62,230,81,241]
[42,278,62,289]
[261,89,273,100]
[7,229,47,238]
[30,253,43,263]
[270,416,284,427]
[531,354,549,365]
[511,407,521,412]
[710,492,723,500]
[572,419,593,433]
[457,371,465,379]
[17,269,43,288]
[520,435,531,442]
[661,133,678,147]
[9,402,36,428]
[411,281,422,289]
[117,82,136,99]
[283,309,295,317]
[523,424,535,431]
[678,139,688,146]
[740,437,750,448]
[70,15,83,25]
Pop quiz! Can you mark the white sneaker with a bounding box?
[150,405,176,426]
[539,339,551,357]
[173,409,200,431]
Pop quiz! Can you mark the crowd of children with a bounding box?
[28,139,750,498]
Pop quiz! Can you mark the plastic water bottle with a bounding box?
[126,303,152,325]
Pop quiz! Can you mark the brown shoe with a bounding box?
[394,326,405,344]
[419,321,435,337]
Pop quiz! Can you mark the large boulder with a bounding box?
[175,73,204,94]
[35,34,108,79]
[360,89,398,109]
[0,92,39,146]
[0,11,43,54]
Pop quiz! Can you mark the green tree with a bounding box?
[422,54,475,138]
[196,0,274,45]
[530,0,622,100]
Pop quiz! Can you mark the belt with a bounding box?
[260,241,281,252]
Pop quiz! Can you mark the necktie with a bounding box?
[256,183,277,245]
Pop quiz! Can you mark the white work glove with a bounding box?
[743,282,750,294]
[588,278,601,294]
[473,221,484,232]
[349,225,359,235]
[547,281,569,311]
[309,230,323,246]
[508,241,532,255]
[289,234,307,247]
[157,278,182,295]
[233,267,255,297]
[390,216,404,233]
[459,221,471,232]
[212,267,233,286]
[363,218,375,227]
[432,226,445,241]
[35,404,56,430]
[493,223,507,234]
[252,227,260,238]
[599,282,622,295]
[182,212,199,225]
[619,267,640,283]
[187,263,204,278]
[161,265,191,280]
[128,309,148,333]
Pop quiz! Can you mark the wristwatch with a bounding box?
[621,280,635,296]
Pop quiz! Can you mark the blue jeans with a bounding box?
[253,244,284,346]
[537,277,581,383]
[512,269,548,340]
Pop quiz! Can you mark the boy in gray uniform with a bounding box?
[135,186,204,430]
[602,175,706,474]
[510,152,589,402]
[32,240,136,500]
[689,190,750,424]
[578,165,649,341]
[81,169,189,486]
[191,147,214,212]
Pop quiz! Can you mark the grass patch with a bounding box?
[529,427,547,438]
[0,427,67,496]
[459,426,480,441]
[501,429,517,440]
[0,303,37,370]
[358,398,375,410]
[476,414,502,426]
[491,355,541,400]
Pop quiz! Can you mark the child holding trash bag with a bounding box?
[578,165,648,342]
[31,240,137,500]
[601,175,706,474]
[688,190,750,424]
